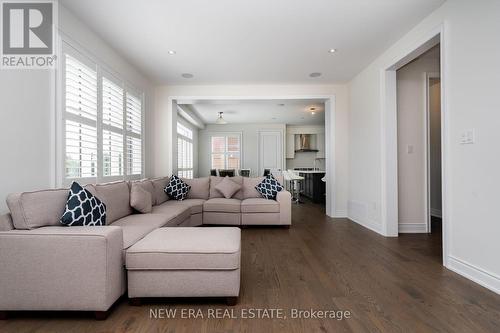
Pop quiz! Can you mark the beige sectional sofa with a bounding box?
[0,176,291,318]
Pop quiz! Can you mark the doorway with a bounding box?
[168,95,337,217]
[396,45,441,235]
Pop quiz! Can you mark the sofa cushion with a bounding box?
[130,183,153,213]
[0,213,14,231]
[131,179,156,206]
[241,198,280,213]
[203,198,241,213]
[209,176,243,199]
[126,227,241,270]
[153,199,205,215]
[112,214,170,249]
[151,177,170,205]
[60,182,107,226]
[165,175,191,201]
[89,181,132,224]
[242,177,265,199]
[182,177,210,200]
[7,188,69,229]
[151,201,192,226]
[215,176,242,199]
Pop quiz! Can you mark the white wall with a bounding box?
[0,4,155,213]
[198,123,285,177]
[153,84,349,217]
[396,47,440,232]
[348,0,500,293]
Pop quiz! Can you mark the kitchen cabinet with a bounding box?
[298,172,326,203]
[286,134,295,159]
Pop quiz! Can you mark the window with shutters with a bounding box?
[62,44,144,185]
[210,134,241,170]
[177,122,193,179]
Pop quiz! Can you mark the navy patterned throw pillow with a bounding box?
[164,175,191,200]
[60,182,106,226]
[255,175,284,200]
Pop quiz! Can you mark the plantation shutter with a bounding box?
[126,92,142,175]
[102,77,124,176]
[64,54,98,179]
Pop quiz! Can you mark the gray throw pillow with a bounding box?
[130,183,152,213]
[215,176,242,199]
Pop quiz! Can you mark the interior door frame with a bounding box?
[380,24,450,266]
[167,95,337,217]
[258,129,284,176]
[425,72,441,233]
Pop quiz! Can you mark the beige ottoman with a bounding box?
[126,227,241,305]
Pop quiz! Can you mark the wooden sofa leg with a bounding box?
[129,298,142,306]
[0,311,8,320]
[226,297,238,306]
[94,310,109,320]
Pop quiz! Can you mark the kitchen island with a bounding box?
[293,169,326,204]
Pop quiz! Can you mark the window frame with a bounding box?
[209,132,242,170]
[58,40,145,186]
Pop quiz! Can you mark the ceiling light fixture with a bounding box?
[309,72,322,78]
[328,48,337,54]
[168,50,176,55]
[215,112,227,125]
[181,73,194,79]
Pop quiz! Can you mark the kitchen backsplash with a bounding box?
[286,151,325,170]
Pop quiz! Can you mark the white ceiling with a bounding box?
[181,99,325,125]
[60,0,445,85]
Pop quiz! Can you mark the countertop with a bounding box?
[293,170,326,174]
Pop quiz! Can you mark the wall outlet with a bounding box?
[406,144,414,154]
[460,129,475,144]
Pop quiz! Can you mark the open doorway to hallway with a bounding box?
[396,44,442,259]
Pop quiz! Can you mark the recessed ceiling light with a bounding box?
[168,50,176,55]
[278,103,285,106]
[181,73,194,79]
[310,107,316,111]
[311,111,316,115]
[309,72,322,78]
[328,48,337,53]
[272,117,277,120]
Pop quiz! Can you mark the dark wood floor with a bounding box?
[2,202,500,332]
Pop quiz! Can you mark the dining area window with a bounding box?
[211,134,241,170]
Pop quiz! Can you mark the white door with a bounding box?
[259,131,283,176]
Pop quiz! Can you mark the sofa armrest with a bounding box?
[0,226,125,311]
[276,190,292,225]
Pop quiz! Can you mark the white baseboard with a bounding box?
[347,215,382,235]
[447,256,500,295]
[398,223,428,233]
[430,208,442,218]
